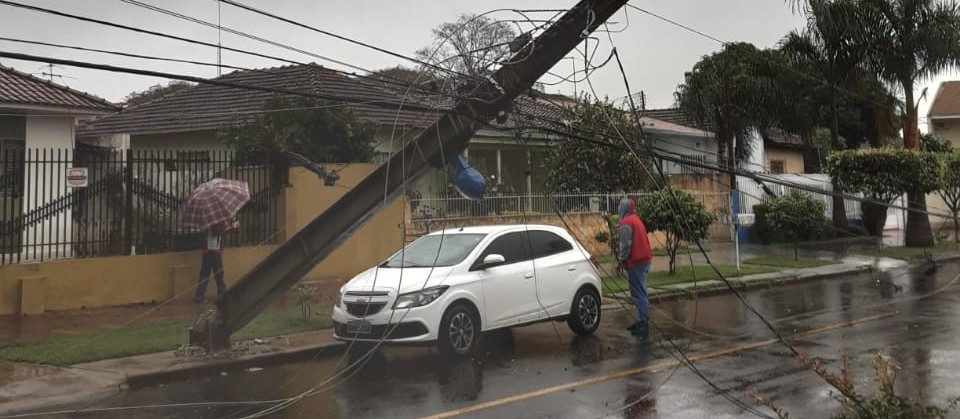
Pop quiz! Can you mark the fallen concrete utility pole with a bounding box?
[189,0,629,350]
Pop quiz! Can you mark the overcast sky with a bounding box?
[2,0,958,131]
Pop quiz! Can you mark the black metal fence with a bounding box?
[0,148,285,265]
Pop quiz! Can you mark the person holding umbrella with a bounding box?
[195,219,239,302]
[182,178,250,303]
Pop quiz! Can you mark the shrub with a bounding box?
[636,188,714,274]
[766,191,828,260]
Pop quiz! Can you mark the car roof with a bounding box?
[425,224,570,236]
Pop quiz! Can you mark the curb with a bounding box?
[124,341,346,390]
[610,264,874,304]
[933,254,960,263]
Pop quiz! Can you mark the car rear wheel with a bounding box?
[438,304,480,357]
[567,287,601,335]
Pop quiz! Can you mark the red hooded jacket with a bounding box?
[618,198,652,269]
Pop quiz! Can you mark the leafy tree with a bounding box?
[636,188,714,274]
[415,13,517,83]
[367,65,441,92]
[675,42,780,188]
[218,95,377,163]
[766,190,828,260]
[861,0,960,247]
[828,148,943,238]
[938,151,960,243]
[124,80,194,107]
[779,0,875,236]
[542,95,652,193]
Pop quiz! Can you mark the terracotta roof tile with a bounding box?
[762,128,804,148]
[929,81,960,118]
[0,64,117,112]
[78,64,563,138]
[80,65,446,136]
[643,107,712,131]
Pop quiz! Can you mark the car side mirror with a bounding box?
[480,254,506,269]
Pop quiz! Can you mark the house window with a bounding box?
[164,150,211,172]
[769,160,785,174]
[0,139,24,198]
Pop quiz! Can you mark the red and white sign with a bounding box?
[67,168,88,188]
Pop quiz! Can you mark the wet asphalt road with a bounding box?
[22,260,960,419]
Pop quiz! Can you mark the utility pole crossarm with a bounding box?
[190,0,629,350]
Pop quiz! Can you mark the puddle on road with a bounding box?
[839,255,910,271]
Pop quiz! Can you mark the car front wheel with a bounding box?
[438,304,480,357]
[567,287,601,335]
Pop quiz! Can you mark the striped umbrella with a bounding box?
[181,178,250,230]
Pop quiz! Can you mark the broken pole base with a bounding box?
[188,307,231,352]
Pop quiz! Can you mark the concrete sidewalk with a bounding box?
[609,258,887,302]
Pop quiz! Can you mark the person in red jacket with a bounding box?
[618,198,653,337]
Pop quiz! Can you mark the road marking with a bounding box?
[418,311,897,419]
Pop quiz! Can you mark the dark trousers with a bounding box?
[195,251,225,301]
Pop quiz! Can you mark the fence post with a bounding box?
[124,148,134,255]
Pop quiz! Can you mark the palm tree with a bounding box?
[862,0,960,247]
[779,0,871,237]
[675,42,779,189]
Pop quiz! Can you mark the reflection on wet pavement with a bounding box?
[17,260,960,419]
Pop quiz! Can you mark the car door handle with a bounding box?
[524,273,534,279]
[568,265,577,271]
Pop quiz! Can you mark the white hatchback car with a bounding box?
[331,224,603,356]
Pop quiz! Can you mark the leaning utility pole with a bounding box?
[190,0,629,350]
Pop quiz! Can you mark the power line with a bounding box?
[216,0,470,80]
[502,108,959,221]
[0,1,471,101]
[0,51,449,114]
[623,3,904,128]
[0,0,308,68]
[597,43,868,407]
[540,53,924,410]
[0,37,250,71]
[117,0,385,77]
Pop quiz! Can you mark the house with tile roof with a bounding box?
[0,63,118,260]
[77,64,572,198]
[76,64,744,202]
[925,81,960,231]
[643,108,808,176]
[928,81,960,146]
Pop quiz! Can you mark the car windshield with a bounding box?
[381,233,486,268]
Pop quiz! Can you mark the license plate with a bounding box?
[346,320,372,334]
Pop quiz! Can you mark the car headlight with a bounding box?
[334,292,342,308]
[393,286,449,309]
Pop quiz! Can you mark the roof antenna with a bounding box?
[217,0,222,77]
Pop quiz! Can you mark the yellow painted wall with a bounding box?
[0,245,277,316]
[283,165,406,283]
[0,164,405,316]
[928,120,960,235]
[765,147,805,174]
[930,119,960,148]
